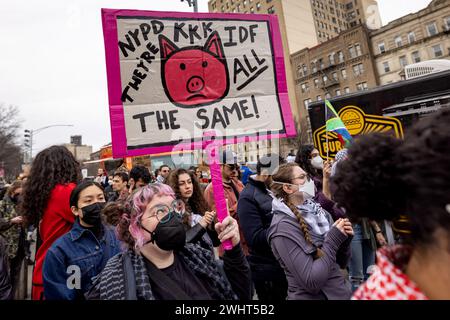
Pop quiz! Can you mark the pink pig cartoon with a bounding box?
[159,31,230,108]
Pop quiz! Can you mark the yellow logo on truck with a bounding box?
[313,106,403,159]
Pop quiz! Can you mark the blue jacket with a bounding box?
[43,219,121,300]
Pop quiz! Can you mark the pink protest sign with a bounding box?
[101,8,296,158]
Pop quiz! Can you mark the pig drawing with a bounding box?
[159,31,230,108]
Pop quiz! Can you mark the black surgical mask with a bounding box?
[142,213,186,251]
[81,202,105,226]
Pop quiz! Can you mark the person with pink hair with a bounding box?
[86,183,252,300]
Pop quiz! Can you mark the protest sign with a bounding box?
[102,9,296,158]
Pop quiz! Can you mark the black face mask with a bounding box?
[80,202,105,226]
[142,213,186,251]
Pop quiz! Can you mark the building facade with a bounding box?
[291,24,378,140]
[63,143,93,162]
[208,0,382,156]
[370,0,450,85]
[208,0,382,53]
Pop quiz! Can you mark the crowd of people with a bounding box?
[0,109,449,300]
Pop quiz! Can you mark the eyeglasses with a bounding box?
[144,199,184,224]
[291,174,310,182]
[225,164,239,171]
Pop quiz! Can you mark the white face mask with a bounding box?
[311,156,324,170]
[298,178,316,199]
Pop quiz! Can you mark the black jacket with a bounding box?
[237,177,282,271]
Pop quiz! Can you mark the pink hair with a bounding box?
[121,183,179,250]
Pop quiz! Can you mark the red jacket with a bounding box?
[32,183,76,300]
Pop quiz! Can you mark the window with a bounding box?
[431,44,443,58]
[427,22,438,36]
[325,93,331,99]
[244,0,247,5]
[302,64,308,76]
[237,4,240,12]
[355,43,362,56]
[322,75,328,83]
[356,82,368,91]
[317,95,322,101]
[352,63,364,76]
[329,53,335,65]
[411,51,421,63]
[301,82,309,93]
[445,16,450,30]
[395,36,402,47]
[378,42,386,54]
[256,2,261,10]
[341,69,347,79]
[399,55,408,68]
[338,51,344,63]
[250,7,254,13]
[335,89,341,96]
[267,6,275,14]
[332,72,338,81]
[314,78,319,88]
[344,87,350,94]
[319,58,325,69]
[349,46,356,58]
[383,61,390,73]
[311,62,317,73]
[408,32,416,43]
[304,99,310,108]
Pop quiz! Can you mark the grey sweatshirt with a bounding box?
[267,198,352,300]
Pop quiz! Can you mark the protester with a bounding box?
[0,180,25,299]
[20,145,81,300]
[108,171,129,202]
[0,236,12,300]
[129,165,151,193]
[294,145,345,220]
[332,109,450,300]
[86,183,252,300]
[268,163,353,300]
[204,150,247,254]
[102,202,124,227]
[167,169,218,252]
[42,181,121,300]
[237,154,288,301]
[330,148,386,291]
[189,166,202,181]
[239,163,254,185]
[156,165,171,184]
[295,145,323,180]
[94,168,109,189]
[286,150,296,163]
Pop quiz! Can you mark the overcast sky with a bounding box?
[0,0,432,156]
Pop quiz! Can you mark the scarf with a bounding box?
[91,243,237,300]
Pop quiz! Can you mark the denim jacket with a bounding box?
[43,219,121,300]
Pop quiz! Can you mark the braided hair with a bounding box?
[271,163,323,258]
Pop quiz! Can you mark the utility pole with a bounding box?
[23,124,74,163]
[180,0,198,12]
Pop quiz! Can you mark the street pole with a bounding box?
[180,0,198,12]
[24,124,74,162]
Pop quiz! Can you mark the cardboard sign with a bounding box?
[313,105,404,159]
[102,9,296,158]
